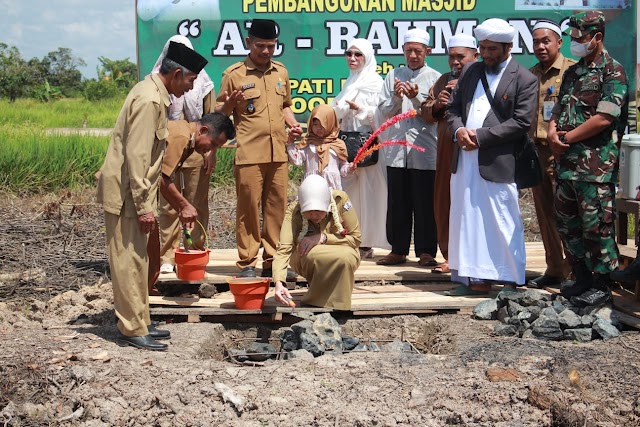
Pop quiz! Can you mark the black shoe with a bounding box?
[610,255,640,283]
[527,275,563,289]
[260,268,272,278]
[570,288,612,307]
[148,324,170,340]
[560,260,593,298]
[238,266,256,278]
[116,334,168,351]
[261,268,298,281]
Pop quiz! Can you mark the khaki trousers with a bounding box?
[532,142,571,277]
[234,162,288,270]
[158,166,210,266]
[105,211,151,337]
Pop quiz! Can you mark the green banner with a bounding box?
[136,0,636,120]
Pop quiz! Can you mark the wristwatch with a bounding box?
[320,233,327,244]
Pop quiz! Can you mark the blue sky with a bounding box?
[0,0,136,79]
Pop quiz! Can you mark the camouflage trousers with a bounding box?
[554,180,619,274]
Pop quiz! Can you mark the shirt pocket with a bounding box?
[241,88,263,116]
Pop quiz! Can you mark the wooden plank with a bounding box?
[352,309,442,316]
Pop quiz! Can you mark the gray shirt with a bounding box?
[379,64,441,170]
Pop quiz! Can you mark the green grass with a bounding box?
[0,98,124,128]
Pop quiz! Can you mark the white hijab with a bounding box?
[151,35,214,121]
[333,38,383,105]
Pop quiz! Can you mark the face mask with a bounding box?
[570,35,595,58]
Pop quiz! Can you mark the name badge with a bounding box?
[543,101,554,121]
[241,83,255,90]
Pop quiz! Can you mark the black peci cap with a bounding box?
[248,19,278,39]
[165,41,208,74]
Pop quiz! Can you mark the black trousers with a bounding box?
[386,167,437,257]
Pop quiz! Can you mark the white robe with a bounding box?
[448,64,526,285]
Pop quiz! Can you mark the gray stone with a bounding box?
[353,343,367,352]
[280,330,299,352]
[473,298,498,320]
[291,319,314,337]
[497,306,509,323]
[286,349,315,360]
[227,348,249,362]
[516,310,533,322]
[555,295,570,305]
[526,306,542,322]
[531,315,563,340]
[563,328,593,342]
[536,299,550,309]
[246,342,277,361]
[382,340,413,353]
[198,283,217,298]
[520,289,547,306]
[341,336,359,351]
[494,324,518,336]
[592,318,620,341]
[507,301,525,317]
[312,313,343,349]
[581,314,596,327]
[521,329,534,339]
[299,332,325,356]
[552,300,566,314]
[557,309,582,329]
[542,306,558,319]
[367,342,381,352]
[592,306,620,328]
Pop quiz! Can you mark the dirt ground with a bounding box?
[1,188,640,427]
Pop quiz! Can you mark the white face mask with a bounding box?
[570,35,595,58]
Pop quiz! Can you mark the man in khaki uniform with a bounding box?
[216,19,302,278]
[97,42,207,351]
[149,112,235,293]
[527,20,576,289]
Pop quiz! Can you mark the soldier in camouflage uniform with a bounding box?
[548,10,628,307]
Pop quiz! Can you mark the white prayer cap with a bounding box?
[474,18,516,43]
[448,33,477,49]
[298,175,331,212]
[403,28,430,46]
[532,20,562,37]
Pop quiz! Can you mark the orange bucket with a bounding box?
[175,248,210,281]
[227,277,271,310]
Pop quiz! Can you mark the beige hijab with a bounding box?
[299,105,348,173]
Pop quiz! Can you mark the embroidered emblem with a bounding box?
[343,201,352,211]
[246,99,255,113]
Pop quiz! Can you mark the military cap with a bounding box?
[564,10,605,38]
[166,41,208,74]
[249,19,278,39]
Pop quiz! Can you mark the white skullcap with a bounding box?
[448,33,477,49]
[532,20,562,37]
[474,18,516,43]
[403,28,430,46]
[298,175,331,213]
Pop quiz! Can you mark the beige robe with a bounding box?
[272,190,361,310]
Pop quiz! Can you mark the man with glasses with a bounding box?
[548,10,628,306]
[377,28,441,268]
[216,19,302,278]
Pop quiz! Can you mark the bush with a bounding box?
[83,79,122,101]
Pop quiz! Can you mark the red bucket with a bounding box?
[175,248,210,281]
[227,277,270,310]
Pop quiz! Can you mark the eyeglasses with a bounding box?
[344,51,363,58]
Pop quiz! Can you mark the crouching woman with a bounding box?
[273,174,361,310]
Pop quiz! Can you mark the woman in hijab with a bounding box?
[273,174,361,310]
[151,35,216,276]
[286,104,350,190]
[332,38,390,259]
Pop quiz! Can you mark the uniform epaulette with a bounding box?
[271,59,286,68]
[222,61,245,74]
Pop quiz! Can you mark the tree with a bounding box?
[40,47,86,97]
[0,43,37,102]
[97,56,137,90]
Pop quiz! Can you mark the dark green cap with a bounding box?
[565,10,605,38]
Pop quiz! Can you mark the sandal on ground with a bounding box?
[359,247,374,259]
[418,253,439,267]
[375,252,407,265]
[431,261,450,274]
[444,284,491,296]
[160,263,174,274]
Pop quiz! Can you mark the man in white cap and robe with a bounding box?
[446,18,538,294]
[422,33,478,274]
[377,28,441,268]
[527,20,575,289]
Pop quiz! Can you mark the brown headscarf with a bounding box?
[299,104,348,173]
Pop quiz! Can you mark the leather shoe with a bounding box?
[148,324,170,340]
[527,275,563,289]
[116,334,168,351]
[376,252,407,266]
[238,266,256,277]
[570,288,612,307]
[261,268,298,281]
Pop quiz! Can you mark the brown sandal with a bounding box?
[431,261,450,274]
[418,253,439,267]
[376,252,407,265]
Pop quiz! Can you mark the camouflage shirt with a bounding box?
[552,49,628,183]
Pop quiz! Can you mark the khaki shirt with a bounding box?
[216,57,292,165]
[529,54,576,144]
[272,190,361,283]
[97,74,170,217]
[182,90,215,169]
[162,121,197,178]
